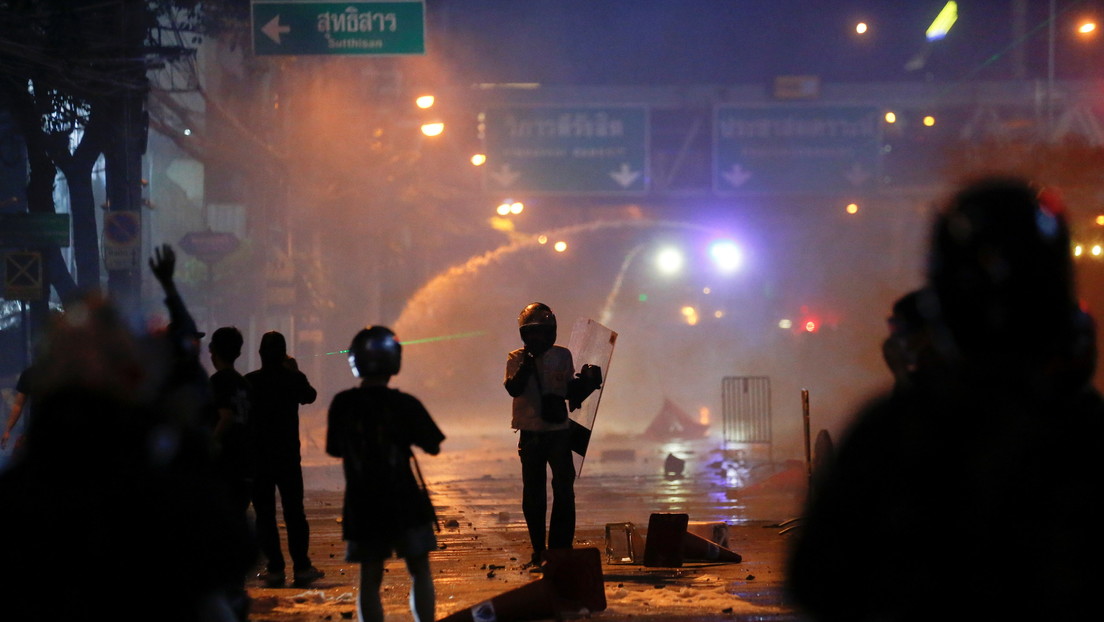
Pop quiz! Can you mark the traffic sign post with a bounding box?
[252,1,426,56]
[483,105,649,195]
[179,230,241,265]
[103,211,142,271]
[0,213,70,248]
[713,105,882,195]
[3,251,43,301]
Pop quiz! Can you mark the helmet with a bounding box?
[348,326,402,378]
[928,176,1077,359]
[518,302,556,354]
[518,302,556,328]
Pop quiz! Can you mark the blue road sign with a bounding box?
[483,105,649,195]
[714,105,882,195]
[252,1,425,56]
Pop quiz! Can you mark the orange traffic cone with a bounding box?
[436,577,557,622]
[682,530,742,563]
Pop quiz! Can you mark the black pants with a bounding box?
[252,461,312,572]
[518,429,576,555]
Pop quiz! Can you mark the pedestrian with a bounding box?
[503,302,600,569]
[326,326,444,622]
[786,176,1104,622]
[246,330,324,588]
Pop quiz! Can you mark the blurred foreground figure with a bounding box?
[787,176,1103,622]
[327,326,444,622]
[0,292,252,621]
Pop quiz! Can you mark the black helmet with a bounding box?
[928,176,1078,360]
[518,302,556,328]
[348,326,402,377]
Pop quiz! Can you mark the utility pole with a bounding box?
[104,0,150,324]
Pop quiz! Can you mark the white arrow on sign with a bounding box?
[262,15,291,44]
[844,162,872,186]
[722,164,753,187]
[489,164,520,188]
[609,163,642,188]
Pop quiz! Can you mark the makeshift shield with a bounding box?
[567,318,617,476]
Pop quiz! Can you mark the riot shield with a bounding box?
[567,318,617,476]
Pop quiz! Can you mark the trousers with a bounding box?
[252,461,312,572]
[518,429,576,554]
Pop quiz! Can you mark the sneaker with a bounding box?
[292,566,324,587]
[257,569,286,588]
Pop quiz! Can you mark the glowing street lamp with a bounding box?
[420,121,444,137]
[655,247,684,275]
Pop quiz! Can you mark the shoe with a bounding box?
[257,569,286,588]
[292,566,324,587]
[523,551,545,573]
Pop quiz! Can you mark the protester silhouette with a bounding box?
[207,326,254,514]
[245,330,324,588]
[326,326,444,622]
[0,291,253,621]
[786,176,1104,621]
[149,244,256,619]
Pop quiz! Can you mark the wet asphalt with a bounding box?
[245,434,807,622]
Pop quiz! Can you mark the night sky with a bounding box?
[429,0,1104,86]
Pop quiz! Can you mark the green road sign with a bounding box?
[252,1,425,56]
[0,213,70,247]
[483,105,649,195]
[714,105,882,195]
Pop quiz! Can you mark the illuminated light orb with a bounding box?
[1093,244,1103,257]
[805,320,818,333]
[496,202,511,216]
[856,22,868,34]
[713,310,724,319]
[1095,215,1104,226]
[415,95,435,109]
[1074,244,1084,257]
[779,319,793,329]
[1079,21,1097,35]
[702,286,712,294]
[537,235,548,245]
[846,203,859,215]
[554,241,568,252]
[709,240,743,273]
[510,201,524,215]
[681,306,699,326]
[884,112,897,123]
[698,407,710,425]
[420,122,445,136]
[655,247,684,275]
[470,153,487,166]
[923,115,936,127]
[183,128,192,136]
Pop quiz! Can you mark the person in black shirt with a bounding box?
[327,326,444,622]
[245,331,323,588]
